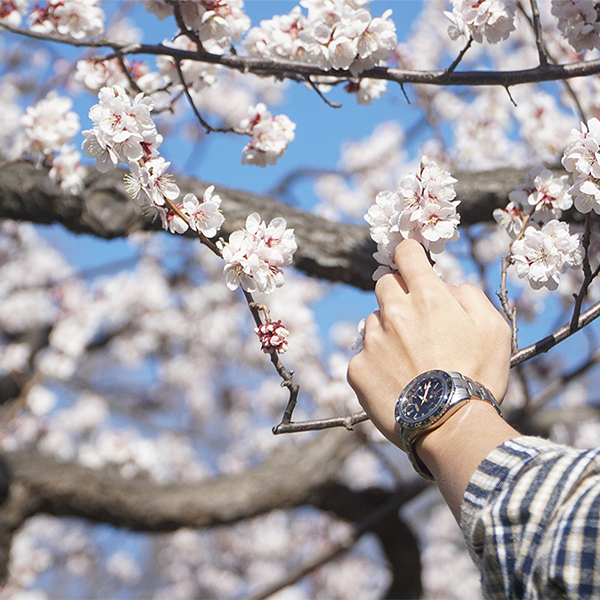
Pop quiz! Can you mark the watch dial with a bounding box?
[399,373,449,424]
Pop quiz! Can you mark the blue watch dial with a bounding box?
[397,371,452,425]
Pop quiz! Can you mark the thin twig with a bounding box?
[498,254,519,353]
[306,76,342,108]
[445,37,473,74]
[511,297,600,366]
[272,410,369,435]
[252,486,425,600]
[570,214,594,334]
[525,0,548,66]
[116,55,142,95]
[168,0,203,51]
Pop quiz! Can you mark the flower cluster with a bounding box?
[365,156,460,280]
[445,0,516,44]
[494,166,572,237]
[160,187,225,237]
[217,213,297,294]
[0,0,27,25]
[562,117,600,214]
[74,58,152,95]
[82,85,162,173]
[551,0,600,52]
[243,0,397,77]
[29,0,105,39]
[142,0,250,45]
[511,220,582,290]
[20,92,85,194]
[239,103,296,167]
[254,320,289,354]
[20,92,80,161]
[84,86,225,241]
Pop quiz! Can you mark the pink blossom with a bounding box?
[255,320,289,354]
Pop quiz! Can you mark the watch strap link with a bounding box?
[398,371,502,481]
[452,372,502,415]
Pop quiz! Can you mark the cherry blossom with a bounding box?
[551,0,600,52]
[142,0,250,44]
[0,0,27,25]
[511,220,582,290]
[124,157,180,209]
[82,85,162,172]
[73,57,152,95]
[493,201,526,238]
[20,92,80,162]
[48,145,86,195]
[29,0,105,39]
[240,103,296,167]
[156,36,221,95]
[562,117,600,214]
[255,320,289,354]
[445,0,516,44]
[217,213,297,293]
[507,165,572,222]
[243,1,396,77]
[181,186,225,238]
[365,156,460,279]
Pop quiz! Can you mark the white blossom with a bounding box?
[29,0,105,39]
[217,213,296,293]
[181,186,225,238]
[142,0,250,44]
[562,117,600,214]
[124,157,180,208]
[445,0,516,44]
[551,0,600,52]
[508,165,572,221]
[243,1,396,77]
[493,201,525,238]
[82,85,162,173]
[48,145,86,195]
[240,103,296,167]
[0,0,27,25]
[365,157,460,280]
[511,220,582,290]
[20,92,80,161]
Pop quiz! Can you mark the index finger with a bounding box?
[393,239,443,292]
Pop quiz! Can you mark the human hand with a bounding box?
[347,239,512,447]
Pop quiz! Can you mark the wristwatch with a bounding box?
[394,370,502,480]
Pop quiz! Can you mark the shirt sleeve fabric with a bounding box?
[460,436,600,600]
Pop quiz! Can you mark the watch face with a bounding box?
[395,370,453,425]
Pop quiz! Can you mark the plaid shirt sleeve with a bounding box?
[460,436,600,600]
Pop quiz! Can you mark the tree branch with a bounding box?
[3,430,357,532]
[4,22,600,88]
[0,160,579,291]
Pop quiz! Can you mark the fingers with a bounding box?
[393,239,443,292]
[451,284,508,328]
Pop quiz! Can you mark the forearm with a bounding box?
[416,400,520,520]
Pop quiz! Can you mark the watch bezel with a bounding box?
[394,369,455,431]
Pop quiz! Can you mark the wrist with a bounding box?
[415,399,518,483]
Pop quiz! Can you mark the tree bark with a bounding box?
[0,159,578,291]
[0,432,425,595]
